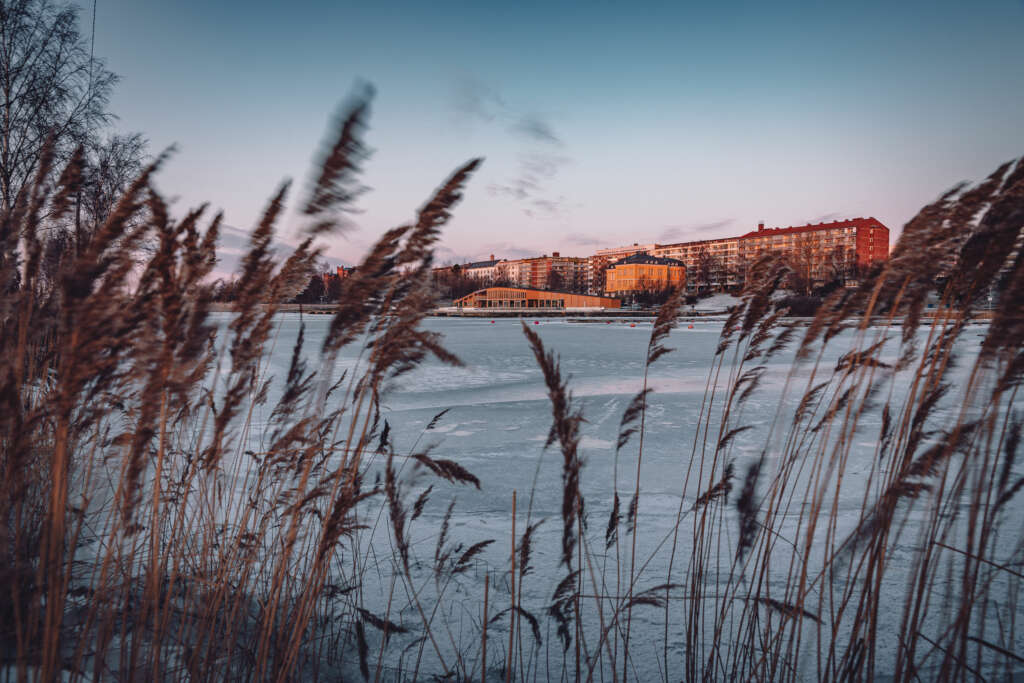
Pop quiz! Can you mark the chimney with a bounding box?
[552,251,559,258]
[490,253,494,261]
[758,222,765,232]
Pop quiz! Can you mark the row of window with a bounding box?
[460,299,566,308]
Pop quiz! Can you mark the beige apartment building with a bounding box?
[651,238,742,291]
[604,253,686,296]
[586,243,659,294]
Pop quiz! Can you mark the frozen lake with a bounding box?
[210,313,1017,680]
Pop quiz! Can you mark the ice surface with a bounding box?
[205,313,1021,680]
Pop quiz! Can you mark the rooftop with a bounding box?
[738,217,888,239]
[460,286,617,299]
[609,252,685,267]
[463,259,504,269]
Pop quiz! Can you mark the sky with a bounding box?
[92,0,1024,268]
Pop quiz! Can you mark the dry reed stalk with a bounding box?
[3,84,1022,681]
[507,489,516,683]
[482,572,489,683]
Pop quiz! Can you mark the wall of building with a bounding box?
[604,262,685,295]
[500,253,587,291]
[586,243,659,294]
[644,217,890,291]
[651,238,741,291]
[454,287,621,309]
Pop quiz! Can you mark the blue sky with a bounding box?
[94,0,1024,266]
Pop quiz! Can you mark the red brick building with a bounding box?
[647,217,890,292]
[737,217,889,268]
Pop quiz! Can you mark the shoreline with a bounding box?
[208,302,997,322]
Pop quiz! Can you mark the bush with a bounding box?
[775,294,822,316]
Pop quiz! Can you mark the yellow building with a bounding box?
[604,253,685,296]
[454,287,621,309]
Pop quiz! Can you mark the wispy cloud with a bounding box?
[489,152,571,218]
[213,224,306,280]
[434,245,475,266]
[454,78,572,219]
[657,218,734,243]
[511,114,562,145]
[478,241,540,260]
[525,196,569,219]
[488,178,537,202]
[564,232,607,248]
[521,152,568,179]
[808,212,841,224]
[452,78,506,124]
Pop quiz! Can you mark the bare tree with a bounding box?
[696,247,721,293]
[0,0,118,213]
[326,272,343,301]
[80,133,146,225]
[785,235,816,296]
[730,253,751,291]
[823,245,854,288]
[545,268,564,291]
[293,273,325,304]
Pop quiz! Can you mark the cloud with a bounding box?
[489,152,571,218]
[564,232,607,248]
[213,224,304,280]
[511,115,562,145]
[487,179,536,202]
[521,152,569,179]
[692,218,734,233]
[452,78,573,219]
[453,80,563,149]
[434,245,475,266]
[452,78,506,123]
[525,196,568,219]
[435,242,542,263]
[657,226,687,243]
[657,218,734,243]
[478,242,539,260]
[808,212,841,224]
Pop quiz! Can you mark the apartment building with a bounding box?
[320,265,353,289]
[586,243,659,294]
[502,252,588,291]
[463,255,506,280]
[737,217,889,284]
[651,237,742,292]
[446,216,889,299]
[639,217,890,293]
[604,253,685,296]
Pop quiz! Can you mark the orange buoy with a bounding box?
[630,323,636,327]
[688,324,694,329]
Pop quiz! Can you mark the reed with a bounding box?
[1,85,1022,680]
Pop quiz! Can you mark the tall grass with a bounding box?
[1,87,1022,681]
